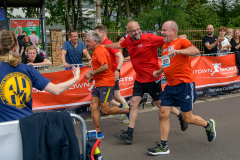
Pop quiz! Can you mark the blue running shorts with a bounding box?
[161,82,196,112]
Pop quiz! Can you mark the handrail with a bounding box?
[57,63,89,71]
[193,52,234,57]
[56,52,235,70]
[33,65,53,73]
[158,52,235,59]
[70,113,87,160]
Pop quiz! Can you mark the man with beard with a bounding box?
[103,21,188,144]
[202,24,224,54]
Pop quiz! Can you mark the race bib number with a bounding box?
[162,55,170,68]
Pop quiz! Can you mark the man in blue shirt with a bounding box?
[61,30,92,69]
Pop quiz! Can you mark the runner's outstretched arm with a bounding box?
[103,42,122,49]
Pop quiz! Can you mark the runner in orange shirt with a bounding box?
[94,25,129,123]
[84,33,130,139]
[149,21,216,155]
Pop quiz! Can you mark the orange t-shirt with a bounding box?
[162,38,194,86]
[92,45,115,87]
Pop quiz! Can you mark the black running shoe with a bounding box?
[179,116,188,131]
[205,119,216,142]
[148,141,170,155]
[113,130,133,144]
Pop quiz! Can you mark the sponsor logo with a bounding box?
[211,63,221,76]
[0,72,32,109]
[193,63,237,76]
[88,85,94,92]
[168,46,175,52]
[138,44,143,47]
[186,95,190,99]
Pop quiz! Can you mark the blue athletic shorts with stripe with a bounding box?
[161,82,196,112]
[92,86,114,103]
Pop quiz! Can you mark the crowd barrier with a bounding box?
[57,63,89,71]
[33,65,53,73]
[32,52,240,116]
[0,113,88,160]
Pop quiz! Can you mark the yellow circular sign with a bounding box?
[0,72,32,109]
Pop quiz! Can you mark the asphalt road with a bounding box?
[75,92,240,160]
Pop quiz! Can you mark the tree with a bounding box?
[45,0,94,32]
[125,0,130,20]
[187,3,220,29]
[22,7,41,18]
[136,0,189,30]
[212,0,232,26]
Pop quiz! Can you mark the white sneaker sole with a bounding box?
[148,149,170,155]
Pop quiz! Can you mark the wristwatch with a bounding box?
[116,69,120,72]
[90,71,93,76]
[88,59,92,61]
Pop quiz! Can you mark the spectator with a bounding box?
[20,35,33,59]
[22,46,52,66]
[230,29,240,75]
[28,31,39,47]
[61,30,92,69]
[230,28,240,52]
[225,28,233,42]
[16,26,25,54]
[22,31,27,36]
[0,30,80,122]
[116,35,130,61]
[16,26,23,38]
[202,24,224,55]
[218,26,231,53]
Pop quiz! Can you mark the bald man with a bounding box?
[104,21,188,144]
[202,24,224,55]
[148,21,216,155]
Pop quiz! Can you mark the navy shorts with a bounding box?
[92,86,114,103]
[132,80,162,101]
[161,82,196,112]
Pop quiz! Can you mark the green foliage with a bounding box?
[5,0,240,32]
[228,16,240,28]
[7,7,22,18]
[45,0,95,32]
[22,7,41,18]
[135,0,190,30]
[187,4,220,29]
[42,0,66,26]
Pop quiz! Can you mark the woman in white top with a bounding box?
[218,26,231,53]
